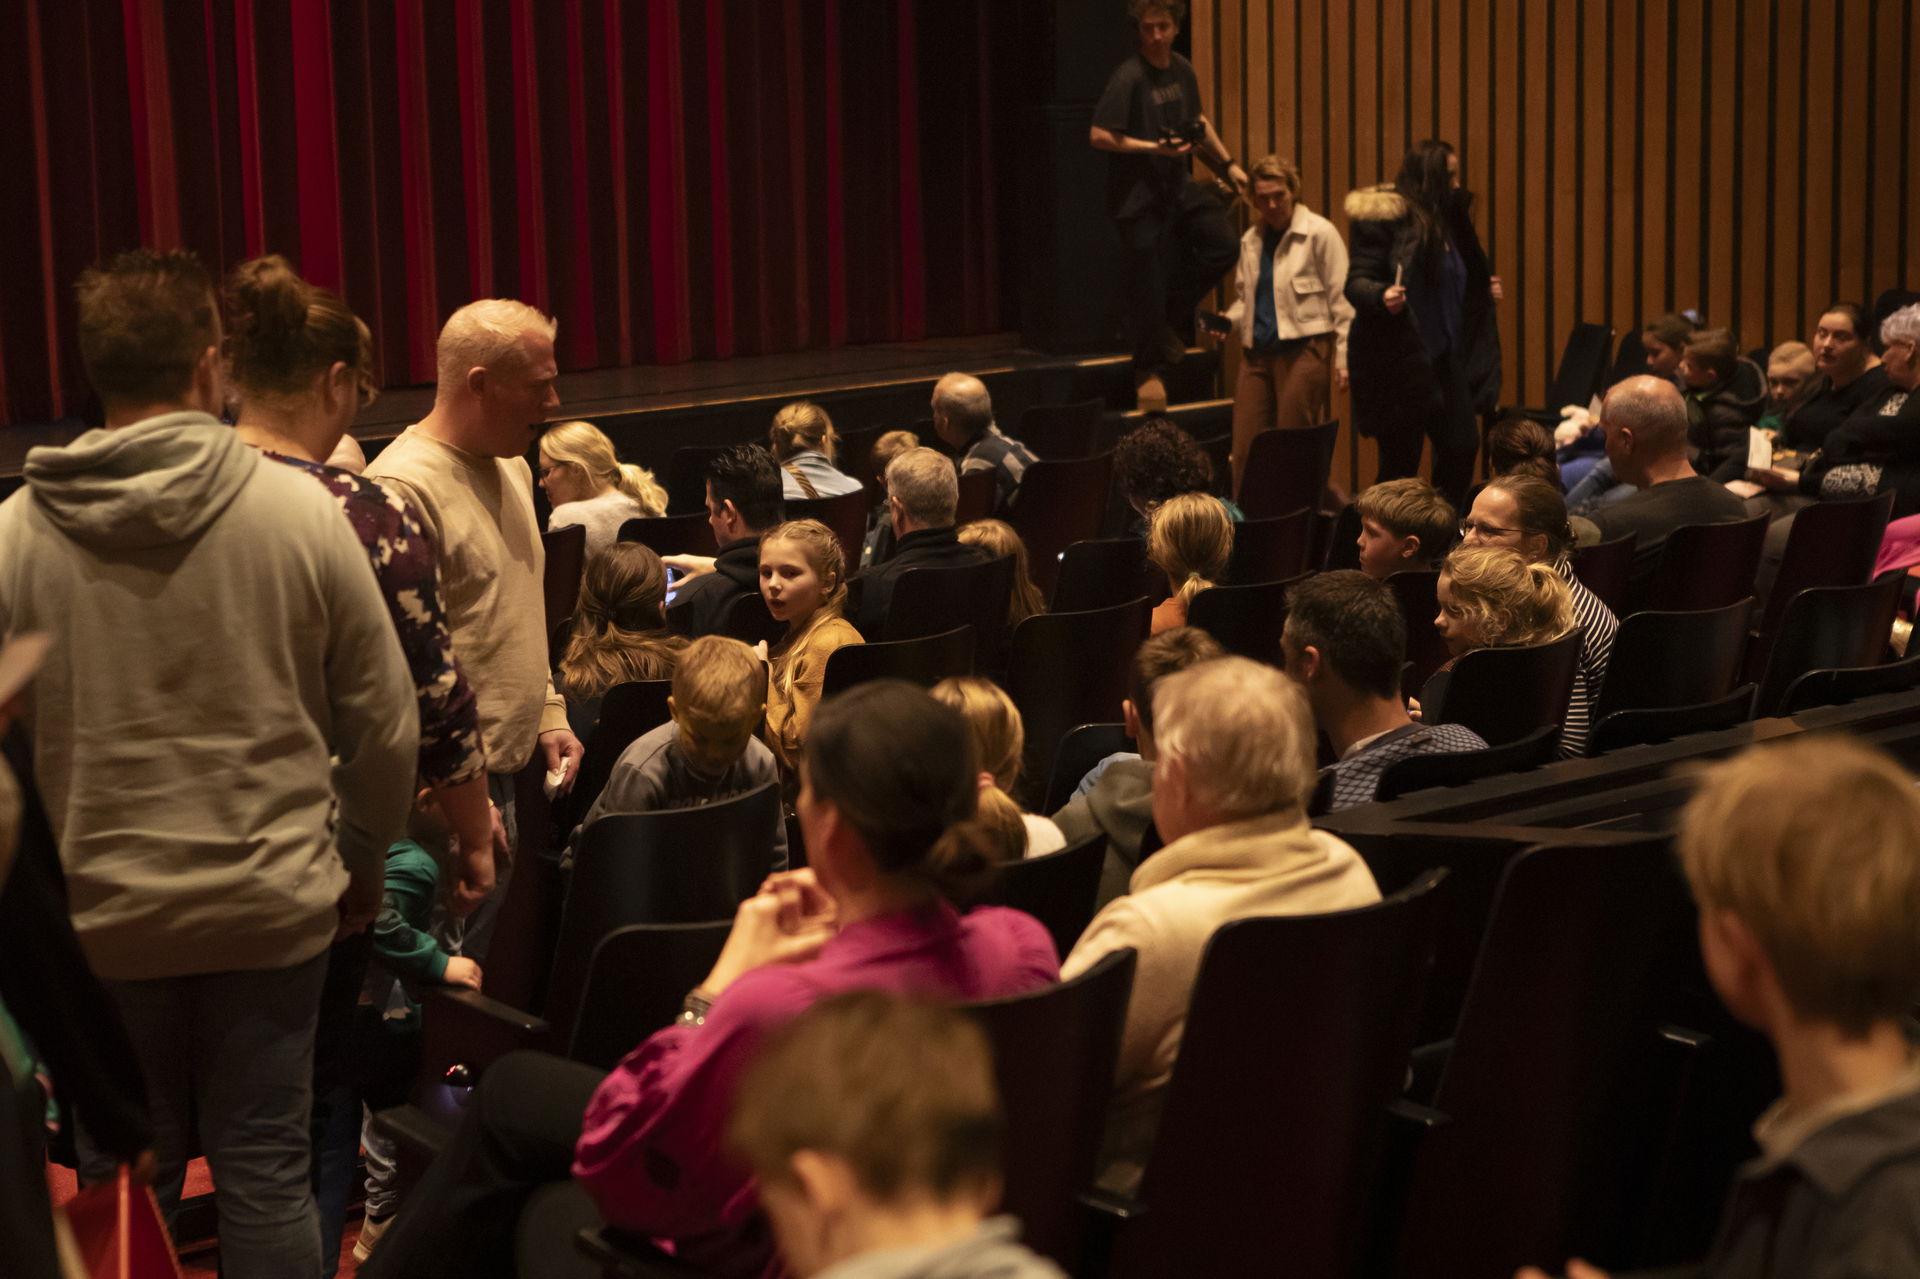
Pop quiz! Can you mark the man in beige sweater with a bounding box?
[1061,657,1380,1194]
[366,299,583,957]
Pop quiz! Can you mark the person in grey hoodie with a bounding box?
[0,249,417,1278]
[727,991,1067,1279]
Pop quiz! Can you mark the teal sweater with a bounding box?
[371,839,450,984]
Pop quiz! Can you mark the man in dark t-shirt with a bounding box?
[1091,1,1244,410]
[1589,375,1750,585]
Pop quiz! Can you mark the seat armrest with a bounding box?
[427,985,551,1035]
[416,987,554,1091]
[575,1227,713,1277]
[1077,1186,1146,1222]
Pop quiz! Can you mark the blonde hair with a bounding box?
[762,519,849,694]
[768,401,840,463]
[540,420,667,515]
[1677,736,1920,1035]
[1148,492,1234,610]
[1439,546,1575,651]
[558,544,686,701]
[1247,154,1302,195]
[436,298,556,393]
[930,676,1033,866]
[957,519,1044,628]
[1152,656,1316,819]
[871,429,921,476]
[672,635,769,742]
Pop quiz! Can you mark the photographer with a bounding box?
[1090,0,1244,412]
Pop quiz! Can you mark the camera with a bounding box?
[1157,119,1207,149]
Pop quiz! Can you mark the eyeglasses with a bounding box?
[1458,519,1519,539]
[537,462,570,479]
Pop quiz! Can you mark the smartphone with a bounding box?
[1198,310,1232,336]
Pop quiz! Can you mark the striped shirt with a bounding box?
[1556,558,1618,758]
[960,424,1038,507]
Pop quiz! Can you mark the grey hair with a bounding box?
[1881,304,1920,351]
[1151,656,1316,820]
[436,298,557,393]
[932,373,994,439]
[886,447,959,527]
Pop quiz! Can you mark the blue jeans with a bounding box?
[83,952,329,1279]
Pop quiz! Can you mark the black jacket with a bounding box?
[669,536,762,638]
[1799,385,1920,517]
[1343,184,1502,439]
[849,526,988,639]
[1687,358,1768,474]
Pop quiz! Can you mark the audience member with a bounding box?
[1678,328,1766,474]
[568,635,784,869]
[958,518,1046,630]
[1784,303,1920,517]
[850,447,988,638]
[365,296,585,958]
[538,419,668,553]
[762,519,864,776]
[1355,476,1455,579]
[225,253,494,906]
[0,248,416,1277]
[1567,312,1697,499]
[1218,153,1353,491]
[930,677,1067,862]
[326,432,369,474]
[1062,658,1381,1193]
[556,542,686,737]
[1771,303,1890,457]
[1520,736,1920,1279]
[728,991,1068,1279]
[931,373,1036,509]
[1757,340,1818,432]
[359,681,1058,1279]
[1458,477,1614,756]
[768,400,864,501]
[859,428,923,569]
[1282,572,1486,809]
[1051,627,1225,894]
[1345,139,1504,506]
[670,442,785,637]
[1637,311,1697,385]
[1587,376,1749,583]
[1147,491,1233,633]
[1483,415,1561,488]
[1114,415,1241,524]
[1431,545,1577,684]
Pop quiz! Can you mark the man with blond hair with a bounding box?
[1519,736,1920,1279]
[1061,657,1380,1193]
[366,298,583,959]
[848,446,987,636]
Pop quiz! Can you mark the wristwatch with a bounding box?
[677,987,715,1027]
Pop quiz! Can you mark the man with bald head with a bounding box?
[930,372,1037,509]
[1589,374,1748,583]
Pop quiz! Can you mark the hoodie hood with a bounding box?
[23,411,258,551]
[1704,357,1768,412]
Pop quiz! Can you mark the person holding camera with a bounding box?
[1090,0,1245,413]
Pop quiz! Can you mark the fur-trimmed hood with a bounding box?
[1345,184,1408,222]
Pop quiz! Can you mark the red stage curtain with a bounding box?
[0,0,1021,425]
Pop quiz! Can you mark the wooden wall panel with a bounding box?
[1189,0,1915,481]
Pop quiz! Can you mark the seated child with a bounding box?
[861,428,923,568]
[1355,477,1456,579]
[761,520,863,778]
[568,634,786,871]
[930,677,1066,862]
[556,542,686,739]
[728,990,1068,1279]
[1518,736,1920,1279]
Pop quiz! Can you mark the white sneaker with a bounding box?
[352,1214,393,1263]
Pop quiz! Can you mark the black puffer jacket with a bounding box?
[1343,184,1502,440]
[1686,357,1767,474]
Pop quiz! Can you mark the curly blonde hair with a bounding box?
[957,519,1045,628]
[540,419,667,515]
[1149,491,1234,610]
[1439,545,1576,650]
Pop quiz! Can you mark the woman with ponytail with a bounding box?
[555,543,687,735]
[931,677,1068,861]
[359,681,1058,1279]
[538,420,668,554]
[1147,491,1234,633]
[766,400,863,500]
[758,519,863,775]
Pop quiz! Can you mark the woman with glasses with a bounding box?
[537,420,668,555]
[1456,474,1616,757]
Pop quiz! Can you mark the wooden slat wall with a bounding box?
[1192,0,1916,491]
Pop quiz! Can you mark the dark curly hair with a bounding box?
[1115,416,1214,509]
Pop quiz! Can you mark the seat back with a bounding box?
[1587,685,1756,755]
[954,469,998,525]
[1007,598,1151,809]
[1779,650,1920,715]
[542,525,588,641]
[666,445,724,514]
[964,949,1137,1270]
[1226,508,1316,584]
[980,832,1106,962]
[619,511,717,558]
[1394,840,1695,1278]
[820,625,976,699]
[884,555,1017,647]
[1009,453,1117,595]
[1185,575,1302,664]
[1628,514,1769,613]
[1374,724,1560,802]
[719,589,785,647]
[1420,632,1583,746]
[1545,322,1615,409]
[1387,570,1450,694]
[552,784,783,1043]
[1595,598,1755,718]
[1757,491,1896,641]
[568,680,675,824]
[1117,873,1450,1279]
[1237,420,1341,516]
[1053,538,1157,613]
[836,424,888,490]
[1018,397,1108,459]
[786,488,870,564]
[1606,329,1647,385]
[1753,574,1902,717]
[567,921,732,1069]
[1042,722,1132,815]
[1567,533,1636,615]
[1323,502,1364,571]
